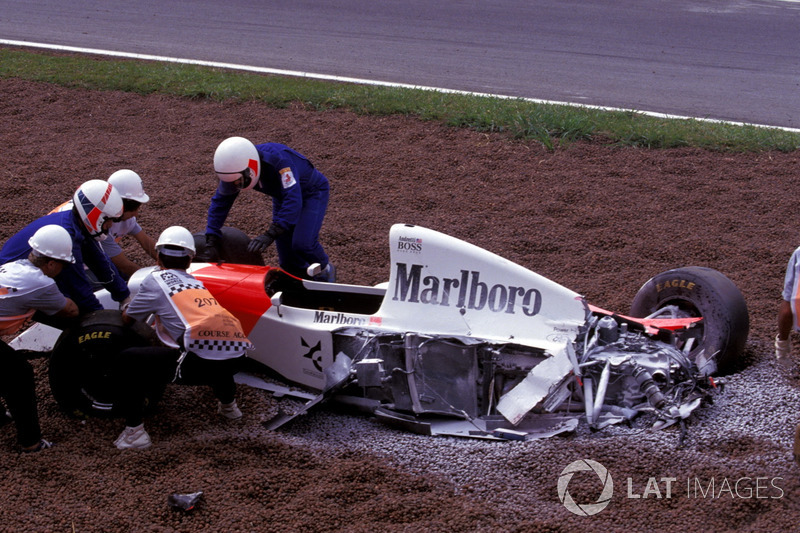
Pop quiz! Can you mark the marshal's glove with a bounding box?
[195,233,222,262]
[776,335,791,360]
[247,225,284,253]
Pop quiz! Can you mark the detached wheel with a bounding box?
[193,226,264,266]
[49,310,163,418]
[629,266,749,375]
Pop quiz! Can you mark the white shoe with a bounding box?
[114,424,152,450]
[217,400,242,420]
[21,439,54,454]
[306,263,323,277]
[306,262,336,282]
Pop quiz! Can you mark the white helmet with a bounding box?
[108,169,150,203]
[155,226,196,257]
[28,225,75,263]
[73,180,124,240]
[213,136,260,190]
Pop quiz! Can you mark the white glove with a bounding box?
[775,335,791,360]
[119,296,132,312]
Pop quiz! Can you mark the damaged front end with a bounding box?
[572,315,717,433]
[305,311,719,441]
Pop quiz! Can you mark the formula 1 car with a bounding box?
[14,224,749,440]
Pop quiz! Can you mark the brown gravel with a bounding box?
[1,76,800,532]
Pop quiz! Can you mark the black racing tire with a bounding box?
[629,266,749,375]
[48,309,164,418]
[192,226,265,266]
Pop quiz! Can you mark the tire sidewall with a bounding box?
[49,309,162,418]
[629,266,749,374]
[192,226,265,266]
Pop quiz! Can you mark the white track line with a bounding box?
[2,39,798,134]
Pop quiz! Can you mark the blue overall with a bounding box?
[205,143,330,275]
[0,211,129,313]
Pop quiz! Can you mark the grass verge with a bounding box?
[1,47,797,152]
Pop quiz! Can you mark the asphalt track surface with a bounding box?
[0,0,798,129]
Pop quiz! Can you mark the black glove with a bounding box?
[247,225,284,253]
[196,233,222,262]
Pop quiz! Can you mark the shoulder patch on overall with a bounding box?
[279,167,296,189]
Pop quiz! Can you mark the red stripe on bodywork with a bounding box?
[589,304,702,334]
[191,263,273,335]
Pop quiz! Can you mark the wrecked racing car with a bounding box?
[15,224,749,440]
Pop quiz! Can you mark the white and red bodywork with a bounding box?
[182,225,700,394]
[11,224,715,438]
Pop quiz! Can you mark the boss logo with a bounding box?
[397,242,422,251]
[397,236,423,252]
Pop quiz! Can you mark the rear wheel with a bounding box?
[49,310,163,418]
[629,266,749,375]
[193,226,264,266]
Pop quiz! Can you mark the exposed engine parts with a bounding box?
[322,309,717,440]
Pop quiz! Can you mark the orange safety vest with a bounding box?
[0,309,35,335]
[152,269,253,360]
